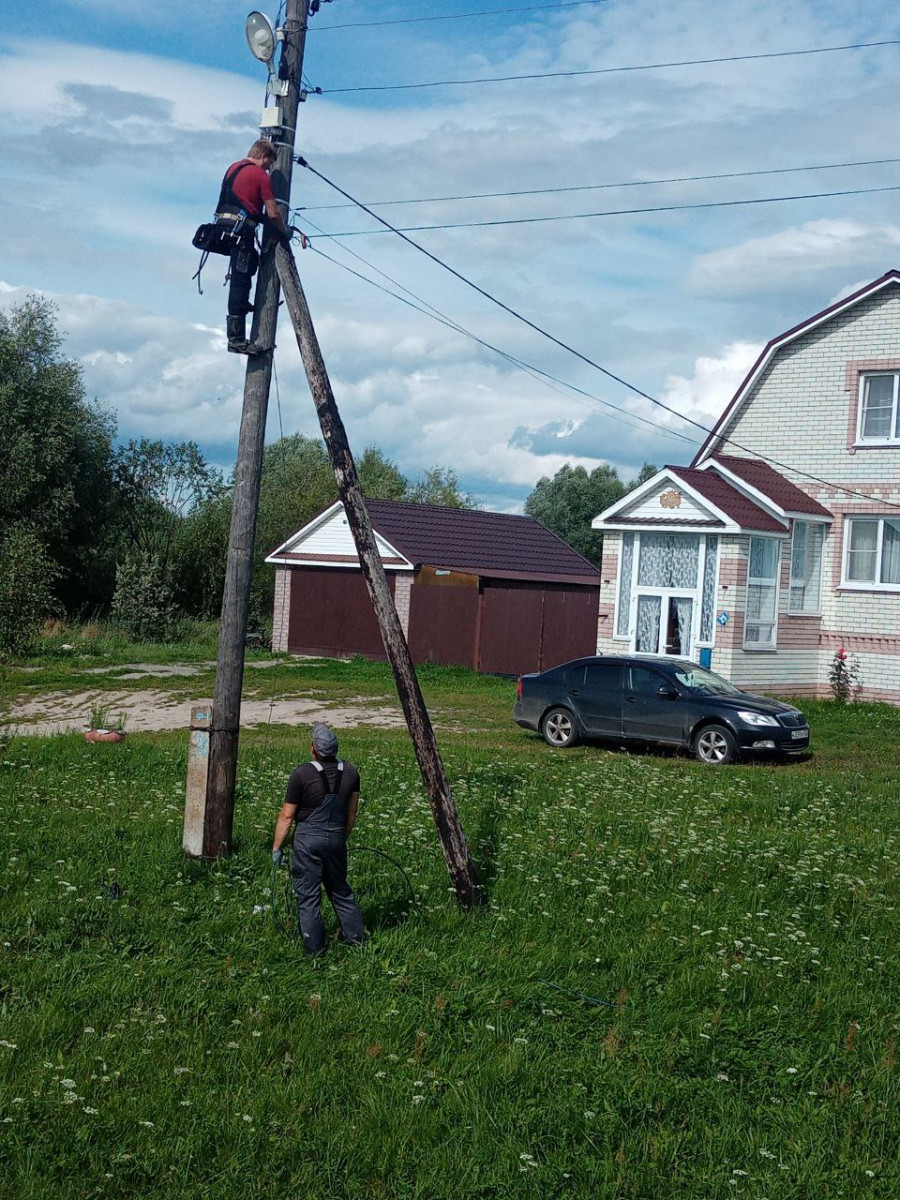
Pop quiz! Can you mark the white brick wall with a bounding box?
[394,573,412,638]
[271,567,291,652]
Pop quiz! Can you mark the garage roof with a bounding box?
[365,500,601,585]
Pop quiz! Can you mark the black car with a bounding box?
[514,655,810,764]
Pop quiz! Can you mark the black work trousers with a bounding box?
[291,794,365,956]
[227,236,260,318]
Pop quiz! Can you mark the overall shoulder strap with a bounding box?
[217,161,252,210]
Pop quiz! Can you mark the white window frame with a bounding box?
[743,537,781,650]
[841,516,900,592]
[613,531,718,647]
[856,373,900,445]
[787,521,824,614]
[612,532,637,641]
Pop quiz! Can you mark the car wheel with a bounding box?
[541,707,579,748]
[692,723,738,765]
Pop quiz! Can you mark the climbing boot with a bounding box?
[226,315,264,356]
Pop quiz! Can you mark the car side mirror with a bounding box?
[657,686,679,700]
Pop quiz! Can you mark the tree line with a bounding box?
[0,297,654,657]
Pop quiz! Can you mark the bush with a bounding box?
[0,525,58,659]
[828,646,861,703]
[111,551,178,642]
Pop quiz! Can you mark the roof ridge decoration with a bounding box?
[693,269,900,466]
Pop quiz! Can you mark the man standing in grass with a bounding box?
[271,723,365,955]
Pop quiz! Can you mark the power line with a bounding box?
[312,0,612,32]
[295,156,900,512]
[320,38,900,94]
[316,182,900,236]
[301,221,696,446]
[296,156,900,213]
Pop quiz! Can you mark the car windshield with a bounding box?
[673,665,743,696]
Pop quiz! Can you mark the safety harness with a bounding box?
[191,161,260,294]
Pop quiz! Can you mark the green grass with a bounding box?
[1,658,900,1198]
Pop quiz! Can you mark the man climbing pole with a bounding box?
[216,139,292,355]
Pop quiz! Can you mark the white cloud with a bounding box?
[690,220,900,294]
[651,341,763,429]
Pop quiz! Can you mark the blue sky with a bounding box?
[2,0,899,511]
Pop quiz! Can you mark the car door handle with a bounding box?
[569,689,580,695]
[625,696,637,704]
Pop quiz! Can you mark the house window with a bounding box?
[843,517,900,589]
[699,535,719,643]
[788,521,824,613]
[858,374,900,443]
[637,533,700,588]
[744,537,780,647]
[615,533,634,637]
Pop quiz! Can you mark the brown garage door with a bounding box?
[287,568,391,659]
[478,588,544,675]
[408,585,480,668]
[478,585,599,675]
[539,588,600,671]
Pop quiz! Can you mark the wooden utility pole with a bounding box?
[275,244,483,909]
[198,0,308,858]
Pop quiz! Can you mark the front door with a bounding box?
[621,663,687,744]
[634,593,694,657]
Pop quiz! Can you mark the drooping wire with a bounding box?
[320,38,900,94]
[316,181,900,237]
[301,226,694,447]
[296,157,900,512]
[312,0,613,32]
[296,155,900,213]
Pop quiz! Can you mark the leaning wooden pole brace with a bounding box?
[276,243,483,910]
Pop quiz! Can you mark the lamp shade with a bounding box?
[245,11,276,64]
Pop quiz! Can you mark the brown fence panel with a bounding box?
[288,568,392,659]
[539,588,600,671]
[408,585,480,668]
[478,587,544,675]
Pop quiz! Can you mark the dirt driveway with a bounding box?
[6,662,407,736]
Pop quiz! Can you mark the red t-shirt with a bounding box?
[226,160,275,218]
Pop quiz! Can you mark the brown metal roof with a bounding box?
[710,456,833,517]
[364,500,600,585]
[668,466,787,532]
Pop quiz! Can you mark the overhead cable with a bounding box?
[302,222,696,446]
[296,156,900,213]
[320,38,900,94]
[315,181,900,237]
[295,156,900,512]
[312,0,612,31]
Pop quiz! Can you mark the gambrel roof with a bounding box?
[693,269,900,466]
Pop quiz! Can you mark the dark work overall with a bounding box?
[215,162,261,320]
[291,762,365,956]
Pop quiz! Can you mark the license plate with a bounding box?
[791,728,807,740]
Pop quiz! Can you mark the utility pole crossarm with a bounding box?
[275,243,483,910]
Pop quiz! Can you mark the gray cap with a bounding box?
[311,722,338,758]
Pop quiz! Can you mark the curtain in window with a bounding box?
[671,596,693,656]
[882,520,900,585]
[746,537,779,645]
[636,595,661,653]
[847,520,878,581]
[700,536,718,641]
[616,533,634,636]
[637,533,700,588]
[789,521,824,612]
[862,376,894,439]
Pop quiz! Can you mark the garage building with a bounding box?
[266,499,601,675]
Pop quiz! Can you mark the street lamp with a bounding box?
[244,11,288,129]
[245,11,276,64]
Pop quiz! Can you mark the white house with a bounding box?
[592,270,900,703]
